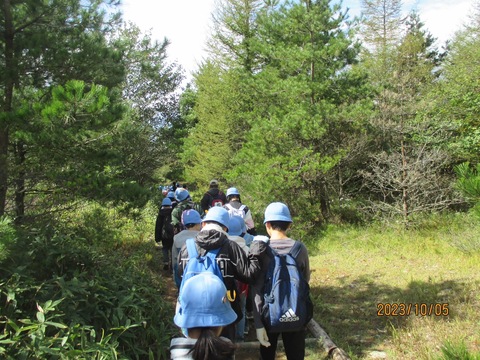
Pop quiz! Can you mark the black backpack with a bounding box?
[206,191,225,208]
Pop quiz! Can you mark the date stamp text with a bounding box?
[377,303,449,316]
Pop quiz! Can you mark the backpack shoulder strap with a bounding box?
[186,238,198,259]
[288,241,302,259]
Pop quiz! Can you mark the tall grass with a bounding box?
[303,212,480,360]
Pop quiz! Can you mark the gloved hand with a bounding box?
[256,327,271,347]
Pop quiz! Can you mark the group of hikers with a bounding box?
[154,180,312,360]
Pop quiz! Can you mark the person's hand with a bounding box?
[256,327,271,347]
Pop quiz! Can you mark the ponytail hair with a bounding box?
[190,328,236,360]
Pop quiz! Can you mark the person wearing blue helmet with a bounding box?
[224,187,257,235]
[251,202,311,360]
[154,197,175,270]
[171,187,204,234]
[170,272,237,359]
[176,206,268,343]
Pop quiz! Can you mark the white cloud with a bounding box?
[415,0,472,46]
[121,0,215,79]
[121,0,473,80]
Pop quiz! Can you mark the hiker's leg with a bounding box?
[220,322,236,342]
[282,329,306,360]
[260,331,279,360]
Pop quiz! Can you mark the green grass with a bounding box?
[302,213,480,360]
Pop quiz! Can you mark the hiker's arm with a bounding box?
[244,208,255,231]
[171,208,180,227]
[176,244,188,279]
[298,243,311,282]
[230,239,267,284]
[251,277,266,330]
[200,194,209,213]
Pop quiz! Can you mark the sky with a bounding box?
[121,0,474,83]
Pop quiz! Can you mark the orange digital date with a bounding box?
[377,303,449,316]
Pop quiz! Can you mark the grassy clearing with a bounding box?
[302,213,480,360]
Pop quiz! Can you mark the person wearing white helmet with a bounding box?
[172,209,203,288]
[154,197,174,270]
[171,188,204,234]
[170,273,237,359]
[177,206,268,342]
[223,187,256,235]
[251,202,311,360]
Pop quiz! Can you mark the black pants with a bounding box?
[260,329,306,360]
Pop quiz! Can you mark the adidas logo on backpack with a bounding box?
[280,308,300,322]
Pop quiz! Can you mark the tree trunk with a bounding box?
[401,136,409,227]
[1,0,15,216]
[14,141,26,223]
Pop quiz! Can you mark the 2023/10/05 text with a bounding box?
[377,303,449,316]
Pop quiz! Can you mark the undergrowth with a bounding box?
[0,201,174,359]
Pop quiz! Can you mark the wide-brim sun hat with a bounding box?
[182,209,202,226]
[175,188,190,202]
[226,187,240,197]
[263,202,293,224]
[161,197,172,206]
[203,206,230,230]
[174,273,237,328]
[228,215,244,236]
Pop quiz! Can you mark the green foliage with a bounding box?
[0,222,175,359]
[224,0,370,228]
[432,22,480,163]
[436,341,480,360]
[0,217,16,263]
[455,162,480,205]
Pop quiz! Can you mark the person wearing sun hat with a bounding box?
[154,197,174,270]
[176,206,268,342]
[170,273,237,359]
[171,187,204,234]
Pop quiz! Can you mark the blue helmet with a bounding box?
[174,273,236,329]
[228,215,244,236]
[167,191,175,199]
[161,198,172,207]
[203,206,230,230]
[263,202,292,224]
[175,188,190,202]
[226,187,240,197]
[182,209,202,226]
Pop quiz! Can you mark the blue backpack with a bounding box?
[261,241,313,333]
[179,239,223,295]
